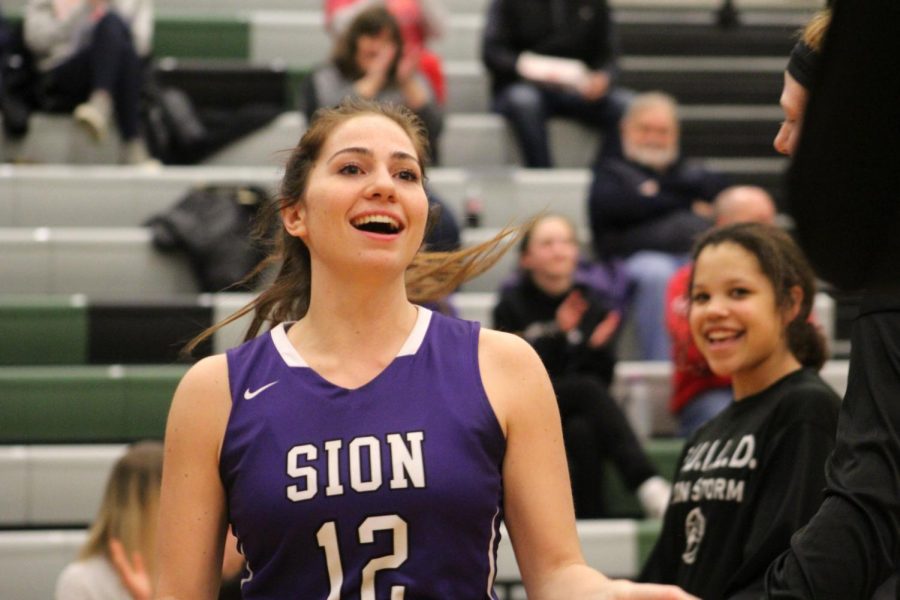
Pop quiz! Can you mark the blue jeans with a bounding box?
[492,81,630,168]
[678,387,732,437]
[624,251,688,360]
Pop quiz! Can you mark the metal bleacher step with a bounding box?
[0,160,788,230]
[0,518,663,600]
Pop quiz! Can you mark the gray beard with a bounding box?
[623,142,679,172]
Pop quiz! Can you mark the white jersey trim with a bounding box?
[397,306,432,357]
[485,506,500,599]
[270,307,433,367]
[271,322,308,367]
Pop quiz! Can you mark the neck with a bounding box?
[530,272,573,297]
[732,346,803,401]
[294,263,418,354]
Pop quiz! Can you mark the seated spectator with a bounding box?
[481,0,628,168]
[588,92,728,360]
[55,441,244,600]
[493,214,671,519]
[324,0,448,105]
[55,441,163,600]
[666,185,777,437]
[23,0,155,164]
[298,6,444,163]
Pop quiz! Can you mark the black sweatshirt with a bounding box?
[492,276,616,385]
[641,369,840,598]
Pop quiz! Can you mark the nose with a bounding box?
[773,121,795,156]
[365,166,396,201]
[705,296,730,319]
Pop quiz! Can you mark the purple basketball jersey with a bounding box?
[221,308,506,599]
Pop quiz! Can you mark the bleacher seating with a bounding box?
[0,1,839,598]
[0,519,662,600]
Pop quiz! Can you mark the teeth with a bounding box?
[708,331,737,341]
[352,215,400,229]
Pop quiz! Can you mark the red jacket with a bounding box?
[665,263,731,414]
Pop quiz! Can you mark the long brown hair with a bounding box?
[689,223,827,370]
[184,99,522,355]
[332,6,404,82]
[79,441,163,577]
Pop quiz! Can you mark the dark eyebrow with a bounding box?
[327,147,371,163]
[327,147,421,168]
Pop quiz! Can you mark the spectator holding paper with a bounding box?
[481,0,629,168]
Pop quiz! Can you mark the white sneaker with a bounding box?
[73,95,111,142]
[637,475,672,519]
[120,138,161,169]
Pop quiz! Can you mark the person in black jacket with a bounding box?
[588,92,728,360]
[493,214,671,519]
[764,3,900,597]
[480,0,628,168]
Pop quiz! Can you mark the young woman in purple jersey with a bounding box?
[154,98,695,600]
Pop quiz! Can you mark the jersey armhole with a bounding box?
[471,322,508,444]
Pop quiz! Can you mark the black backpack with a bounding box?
[146,185,269,292]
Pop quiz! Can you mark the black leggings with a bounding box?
[554,374,658,518]
[40,11,142,140]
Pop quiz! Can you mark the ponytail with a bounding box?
[787,319,827,370]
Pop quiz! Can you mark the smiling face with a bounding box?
[622,102,680,171]
[282,113,429,279]
[689,242,800,397]
[520,216,579,291]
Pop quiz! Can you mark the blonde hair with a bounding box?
[801,9,831,52]
[79,441,164,578]
[184,99,523,354]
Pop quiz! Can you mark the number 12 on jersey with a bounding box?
[317,515,408,600]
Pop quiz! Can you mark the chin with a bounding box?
[704,356,740,378]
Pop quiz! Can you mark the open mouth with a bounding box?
[705,330,744,346]
[351,214,403,235]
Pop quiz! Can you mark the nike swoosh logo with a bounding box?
[244,381,279,400]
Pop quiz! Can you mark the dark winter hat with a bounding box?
[786,40,820,90]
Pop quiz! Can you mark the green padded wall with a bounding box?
[637,519,663,566]
[603,438,684,518]
[0,366,185,442]
[0,296,88,365]
[154,18,250,60]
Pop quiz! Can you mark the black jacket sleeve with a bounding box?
[766,298,900,598]
[480,0,519,83]
[764,0,900,594]
[786,0,900,293]
[588,160,727,228]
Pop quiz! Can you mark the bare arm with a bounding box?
[479,329,696,599]
[154,355,232,600]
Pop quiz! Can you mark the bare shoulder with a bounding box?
[478,328,556,434]
[173,354,230,407]
[167,354,232,452]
